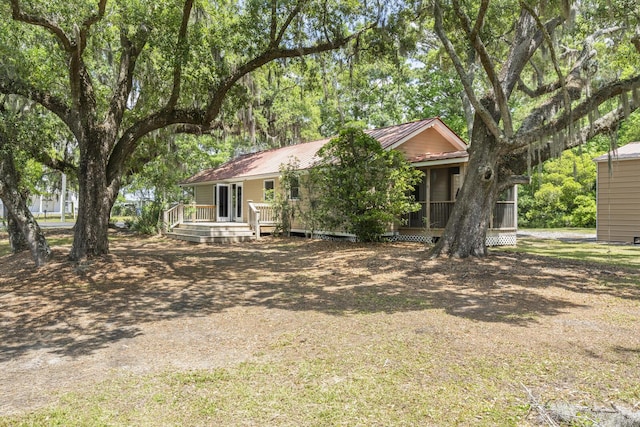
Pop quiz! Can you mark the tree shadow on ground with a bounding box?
[1,235,638,361]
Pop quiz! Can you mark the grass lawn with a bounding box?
[519,227,596,235]
[1,231,639,426]
[497,228,640,269]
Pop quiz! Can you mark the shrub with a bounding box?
[312,126,422,242]
[570,195,596,228]
[128,202,162,235]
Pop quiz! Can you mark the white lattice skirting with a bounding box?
[313,231,517,247]
[485,231,517,246]
[393,234,434,244]
[395,231,517,247]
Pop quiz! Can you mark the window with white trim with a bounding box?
[289,176,300,200]
[263,179,275,201]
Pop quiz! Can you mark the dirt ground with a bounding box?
[1,230,639,419]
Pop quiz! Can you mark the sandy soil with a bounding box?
[1,230,639,418]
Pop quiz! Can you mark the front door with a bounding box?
[232,183,243,222]
[217,184,231,222]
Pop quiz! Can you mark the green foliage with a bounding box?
[619,111,640,144]
[128,202,163,235]
[272,161,300,236]
[0,102,76,198]
[311,127,422,242]
[570,195,596,228]
[520,149,600,228]
[111,194,137,217]
[124,133,233,205]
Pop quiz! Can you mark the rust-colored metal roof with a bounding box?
[181,138,329,184]
[594,141,640,162]
[367,118,437,148]
[182,118,466,185]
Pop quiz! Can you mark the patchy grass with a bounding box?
[1,233,639,425]
[29,214,76,223]
[0,229,130,258]
[520,227,596,235]
[0,355,534,426]
[3,337,640,426]
[498,237,640,269]
[0,233,9,257]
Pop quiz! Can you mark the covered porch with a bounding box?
[397,164,517,245]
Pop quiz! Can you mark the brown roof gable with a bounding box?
[182,118,467,185]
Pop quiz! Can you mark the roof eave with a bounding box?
[411,156,469,168]
[180,171,283,186]
[594,155,640,162]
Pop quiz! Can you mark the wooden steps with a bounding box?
[165,222,255,243]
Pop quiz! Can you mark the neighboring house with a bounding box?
[167,118,518,245]
[27,191,78,217]
[594,142,640,244]
[0,191,78,219]
[1,171,77,220]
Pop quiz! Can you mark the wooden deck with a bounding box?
[165,222,255,243]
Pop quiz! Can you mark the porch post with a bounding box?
[248,200,260,240]
[490,206,494,229]
[425,169,431,229]
[514,185,519,230]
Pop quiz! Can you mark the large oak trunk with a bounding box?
[0,154,51,266]
[7,210,29,253]
[430,122,500,258]
[6,204,51,266]
[69,147,118,261]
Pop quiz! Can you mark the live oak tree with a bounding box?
[212,9,468,153]
[1,105,48,265]
[0,0,378,261]
[429,0,640,257]
[0,98,77,266]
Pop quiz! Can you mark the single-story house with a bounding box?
[594,142,640,244]
[1,190,77,220]
[165,118,518,244]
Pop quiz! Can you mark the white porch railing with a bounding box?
[163,203,216,231]
[402,200,516,230]
[164,203,184,230]
[251,202,277,224]
[247,201,279,240]
[248,201,261,239]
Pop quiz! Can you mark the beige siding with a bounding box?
[242,177,280,204]
[243,177,281,222]
[396,128,460,159]
[596,159,640,243]
[194,185,214,205]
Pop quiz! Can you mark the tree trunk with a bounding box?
[0,146,51,266]
[7,210,29,253]
[430,121,500,258]
[69,146,118,261]
[6,203,51,266]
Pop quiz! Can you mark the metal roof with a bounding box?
[594,141,640,162]
[182,118,467,185]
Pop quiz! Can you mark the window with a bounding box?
[289,176,300,200]
[263,180,275,201]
